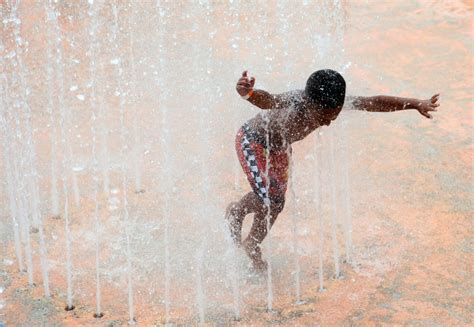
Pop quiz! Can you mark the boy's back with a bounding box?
[245,89,333,149]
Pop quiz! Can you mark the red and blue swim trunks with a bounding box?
[235,123,291,205]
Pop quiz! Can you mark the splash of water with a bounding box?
[10,4,50,295]
[328,128,341,278]
[288,157,302,303]
[111,4,136,324]
[47,0,81,209]
[263,114,274,312]
[44,6,60,218]
[278,0,303,303]
[128,2,143,194]
[154,2,171,322]
[0,73,24,273]
[314,132,325,292]
[5,86,35,284]
[87,1,103,318]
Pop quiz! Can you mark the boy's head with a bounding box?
[305,69,346,119]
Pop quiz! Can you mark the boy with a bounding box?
[226,69,440,272]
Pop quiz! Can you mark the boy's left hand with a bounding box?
[416,93,440,119]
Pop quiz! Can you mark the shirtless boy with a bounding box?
[226,69,440,272]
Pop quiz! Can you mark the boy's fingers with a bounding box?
[242,70,248,77]
[238,81,251,88]
[238,76,250,84]
[250,77,255,87]
[419,110,430,118]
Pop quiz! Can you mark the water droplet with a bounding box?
[6,51,16,59]
[47,11,57,21]
[109,197,120,205]
[77,94,85,101]
[70,85,78,92]
[3,259,13,266]
[108,205,118,211]
[110,58,120,65]
[72,165,84,172]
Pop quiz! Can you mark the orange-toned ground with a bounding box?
[0,0,472,326]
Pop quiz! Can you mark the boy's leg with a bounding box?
[242,199,285,271]
[225,191,262,245]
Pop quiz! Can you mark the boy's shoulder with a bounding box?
[284,89,305,102]
[275,89,305,109]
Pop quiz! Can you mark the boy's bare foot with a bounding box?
[243,239,267,273]
[252,258,268,273]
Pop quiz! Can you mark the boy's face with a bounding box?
[305,93,343,126]
[327,109,341,121]
[320,106,342,126]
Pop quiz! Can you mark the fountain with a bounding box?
[2,1,356,324]
[0,1,360,323]
[3,0,465,325]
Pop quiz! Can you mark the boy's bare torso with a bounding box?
[246,90,331,149]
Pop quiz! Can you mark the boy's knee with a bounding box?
[255,195,285,215]
[270,197,285,214]
[262,197,285,214]
[226,201,242,219]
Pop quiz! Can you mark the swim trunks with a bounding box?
[235,123,290,205]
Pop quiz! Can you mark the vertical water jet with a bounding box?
[10,4,50,295]
[87,0,103,318]
[128,1,143,194]
[328,128,341,278]
[111,4,136,323]
[314,132,325,292]
[0,72,24,273]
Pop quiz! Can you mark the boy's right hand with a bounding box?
[236,70,255,97]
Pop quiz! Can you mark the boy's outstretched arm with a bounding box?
[347,94,440,119]
[236,70,290,110]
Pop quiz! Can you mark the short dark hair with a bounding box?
[305,69,346,110]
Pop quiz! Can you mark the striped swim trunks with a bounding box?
[235,123,290,205]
